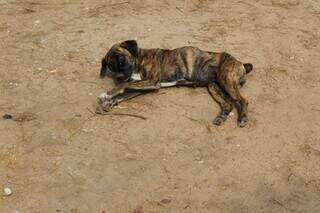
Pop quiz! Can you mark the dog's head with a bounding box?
[100,40,139,82]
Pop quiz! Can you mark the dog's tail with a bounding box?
[243,63,253,74]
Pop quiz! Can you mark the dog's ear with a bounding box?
[100,58,107,78]
[120,40,139,57]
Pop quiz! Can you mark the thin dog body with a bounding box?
[99,40,253,127]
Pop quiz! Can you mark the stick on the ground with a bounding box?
[94,106,147,120]
[86,107,96,115]
[175,6,184,14]
[96,110,147,120]
[107,112,147,120]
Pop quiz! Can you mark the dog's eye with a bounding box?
[118,56,125,66]
[118,55,125,62]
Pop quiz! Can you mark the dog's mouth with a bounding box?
[116,75,131,82]
[114,71,135,82]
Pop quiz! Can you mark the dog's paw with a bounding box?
[97,92,117,112]
[238,116,248,128]
[213,116,226,126]
[101,101,114,112]
[97,92,113,104]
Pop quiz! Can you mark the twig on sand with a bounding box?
[86,107,96,115]
[176,6,184,13]
[93,107,147,120]
[98,111,147,120]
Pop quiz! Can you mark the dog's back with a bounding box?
[145,46,252,86]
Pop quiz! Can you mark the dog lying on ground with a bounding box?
[98,40,253,127]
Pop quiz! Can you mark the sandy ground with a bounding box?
[0,0,320,212]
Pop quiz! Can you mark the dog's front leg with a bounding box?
[110,80,160,96]
[98,80,160,111]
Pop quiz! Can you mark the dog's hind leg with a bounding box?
[217,54,250,127]
[207,82,234,126]
[218,75,249,128]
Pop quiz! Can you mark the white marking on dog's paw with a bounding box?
[97,92,113,104]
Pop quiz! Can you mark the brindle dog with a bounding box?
[98,40,253,127]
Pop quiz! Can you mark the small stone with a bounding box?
[160,198,171,204]
[4,187,12,196]
[8,82,18,87]
[289,55,295,60]
[147,28,152,32]
[48,69,57,73]
[3,113,13,119]
[23,8,35,14]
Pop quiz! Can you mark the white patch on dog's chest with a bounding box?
[131,73,142,81]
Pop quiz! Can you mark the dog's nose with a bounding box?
[116,76,125,81]
[116,74,131,82]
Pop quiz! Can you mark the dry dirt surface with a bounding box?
[1,0,320,212]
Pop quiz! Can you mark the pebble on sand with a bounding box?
[4,187,12,196]
[3,113,13,119]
